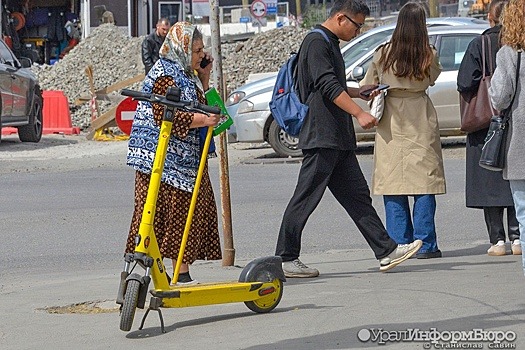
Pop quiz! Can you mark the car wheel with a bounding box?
[268,119,302,158]
[18,86,43,142]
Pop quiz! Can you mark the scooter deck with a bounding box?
[150,280,280,308]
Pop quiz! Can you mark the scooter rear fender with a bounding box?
[238,256,286,283]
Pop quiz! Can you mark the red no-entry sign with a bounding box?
[116,97,138,135]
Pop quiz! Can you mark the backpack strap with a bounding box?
[293,28,333,102]
[310,28,330,43]
[294,28,333,87]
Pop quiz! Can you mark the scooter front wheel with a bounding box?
[120,279,141,331]
[244,276,283,313]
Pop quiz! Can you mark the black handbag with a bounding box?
[479,51,521,171]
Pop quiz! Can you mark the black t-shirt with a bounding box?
[296,25,357,150]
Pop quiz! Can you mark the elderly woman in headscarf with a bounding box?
[124,22,222,285]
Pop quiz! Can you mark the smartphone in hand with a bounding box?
[361,84,389,97]
[200,57,211,69]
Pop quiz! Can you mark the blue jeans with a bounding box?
[383,195,439,254]
[509,180,525,276]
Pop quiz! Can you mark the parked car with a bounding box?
[0,39,43,143]
[226,19,488,157]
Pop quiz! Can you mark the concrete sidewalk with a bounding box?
[1,246,524,349]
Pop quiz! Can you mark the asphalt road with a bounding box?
[1,134,523,349]
[0,134,474,271]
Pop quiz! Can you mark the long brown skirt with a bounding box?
[125,168,222,264]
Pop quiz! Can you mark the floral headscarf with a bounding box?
[159,22,197,77]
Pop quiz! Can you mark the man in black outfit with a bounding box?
[141,18,171,74]
[275,0,422,277]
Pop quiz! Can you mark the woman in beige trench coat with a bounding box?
[360,2,446,259]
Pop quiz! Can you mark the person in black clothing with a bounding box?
[275,0,422,278]
[457,0,521,256]
[141,18,171,74]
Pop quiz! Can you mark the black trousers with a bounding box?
[275,148,397,261]
[483,206,520,244]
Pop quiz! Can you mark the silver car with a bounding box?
[226,19,488,157]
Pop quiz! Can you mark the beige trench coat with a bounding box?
[360,45,446,195]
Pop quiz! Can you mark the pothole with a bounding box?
[39,300,120,314]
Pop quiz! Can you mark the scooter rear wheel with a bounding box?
[120,279,141,331]
[244,276,283,313]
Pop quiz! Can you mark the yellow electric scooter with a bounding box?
[116,87,285,333]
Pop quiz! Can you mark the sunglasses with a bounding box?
[343,14,364,30]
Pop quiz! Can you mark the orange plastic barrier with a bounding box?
[1,90,80,136]
[1,127,17,135]
[41,90,80,135]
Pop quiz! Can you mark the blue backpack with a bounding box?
[269,29,330,137]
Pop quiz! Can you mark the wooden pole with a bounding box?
[210,0,235,266]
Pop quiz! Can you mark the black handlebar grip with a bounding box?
[121,89,150,99]
[194,103,221,115]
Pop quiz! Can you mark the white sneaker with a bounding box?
[488,241,506,256]
[511,240,522,255]
[379,240,423,272]
[282,259,319,278]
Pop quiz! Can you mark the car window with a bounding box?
[351,34,478,74]
[351,35,440,81]
[429,35,438,46]
[437,34,477,71]
[359,56,374,77]
[0,41,16,65]
[342,29,394,69]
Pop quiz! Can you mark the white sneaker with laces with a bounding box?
[282,259,319,278]
[379,240,423,272]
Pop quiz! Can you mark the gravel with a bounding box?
[30,24,309,131]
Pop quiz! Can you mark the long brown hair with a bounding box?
[378,2,433,80]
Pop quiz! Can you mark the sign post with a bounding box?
[250,0,267,33]
[250,0,267,17]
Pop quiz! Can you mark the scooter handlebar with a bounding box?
[120,89,221,115]
[190,102,221,115]
[121,89,150,100]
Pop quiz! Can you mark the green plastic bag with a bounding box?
[205,87,234,136]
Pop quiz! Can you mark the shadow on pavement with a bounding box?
[126,304,327,338]
[241,307,525,349]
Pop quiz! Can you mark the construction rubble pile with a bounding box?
[32,24,309,132]
[221,26,309,93]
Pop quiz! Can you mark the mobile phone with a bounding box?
[200,56,211,69]
[361,84,389,97]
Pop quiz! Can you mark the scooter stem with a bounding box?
[173,125,214,282]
